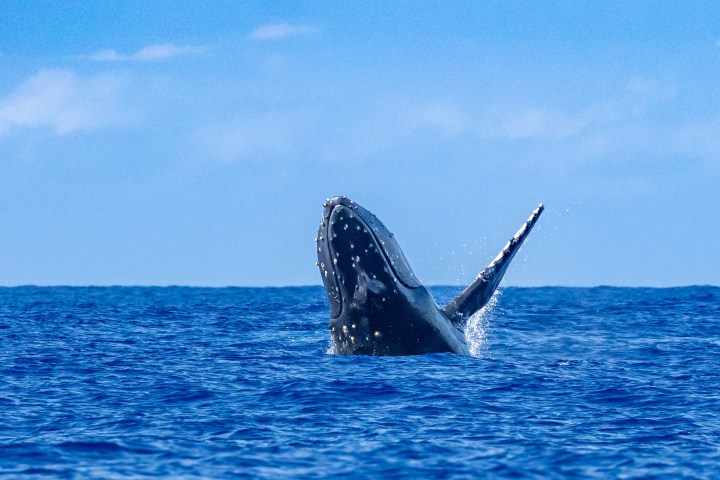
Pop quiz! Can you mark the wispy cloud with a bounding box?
[85,43,204,62]
[405,101,591,141]
[0,69,133,135]
[405,76,677,144]
[191,111,313,162]
[407,102,472,136]
[248,23,317,41]
[490,108,590,140]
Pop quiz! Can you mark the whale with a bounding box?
[316,196,544,355]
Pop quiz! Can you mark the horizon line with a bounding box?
[0,284,717,289]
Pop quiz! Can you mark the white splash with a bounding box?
[465,291,501,357]
[326,338,338,355]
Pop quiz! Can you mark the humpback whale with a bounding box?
[316,196,544,355]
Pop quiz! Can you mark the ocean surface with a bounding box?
[1,286,719,479]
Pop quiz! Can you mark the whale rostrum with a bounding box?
[316,197,544,355]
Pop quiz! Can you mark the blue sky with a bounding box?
[1,2,719,287]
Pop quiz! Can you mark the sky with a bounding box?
[1,1,719,287]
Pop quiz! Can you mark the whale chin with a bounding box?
[317,196,544,356]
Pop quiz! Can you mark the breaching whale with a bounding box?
[316,196,544,355]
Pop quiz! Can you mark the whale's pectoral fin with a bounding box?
[443,204,544,324]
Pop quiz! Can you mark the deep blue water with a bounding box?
[1,286,719,478]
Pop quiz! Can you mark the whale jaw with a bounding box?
[328,272,464,356]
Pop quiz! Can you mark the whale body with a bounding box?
[316,196,543,355]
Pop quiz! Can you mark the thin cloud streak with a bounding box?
[85,43,205,62]
[248,23,317,41]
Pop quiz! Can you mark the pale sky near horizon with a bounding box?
[1,2,719,287]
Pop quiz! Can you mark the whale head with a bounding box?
[316,196,463,355]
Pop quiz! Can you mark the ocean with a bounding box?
[1,286,719,478]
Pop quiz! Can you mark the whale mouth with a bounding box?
[317,196,421,318]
